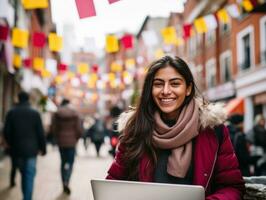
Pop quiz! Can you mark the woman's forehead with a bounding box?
[154,66,183,79]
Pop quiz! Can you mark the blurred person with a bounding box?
[3,91,46,200]
[253,114,266,175]
[253,114,266,151]
[227,114,244,145]
[87,115,106,157]
[106,56,245,199]
[51,98,82,195]
[232,115,254,176]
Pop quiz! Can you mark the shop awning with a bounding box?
[224,97,244,115]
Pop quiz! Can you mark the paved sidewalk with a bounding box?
[0,141,113,200]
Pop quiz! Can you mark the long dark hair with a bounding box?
[120,56,197,180]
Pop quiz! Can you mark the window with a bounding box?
[260,16,266,63]
[205,30,216,46]
[206,58,216,88]
[220,19,231,35]
[188,36,197,58]
[220,51,232,83]
[237,25,254,71]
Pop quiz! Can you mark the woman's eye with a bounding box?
[171,82,180,87]
[153,82,163,87]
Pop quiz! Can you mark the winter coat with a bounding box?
[106,100,245,200]
[51,105,82,147]
[3,102,46,158]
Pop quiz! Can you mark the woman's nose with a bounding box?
[162,84,171,95]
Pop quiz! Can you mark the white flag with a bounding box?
[46,58,57,75]
[226,4,241,18]
[203,14,217,31]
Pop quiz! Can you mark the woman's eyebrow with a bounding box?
[153,77,183,82]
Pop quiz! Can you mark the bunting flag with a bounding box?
[77,63,89,74]
[176,37,184,46]
[226,4,241,18]
[108,0,120,4]
[41,69,52,78]
[155,49,165,59]
[125,59,135,69]
[58,63,68,72]
[91,64,99,73]
[32,32,46,48]
[111,62,122,72]
[194,17,207,34]
[13,54,22,68]
[0,25,9,41]
[23,58,32,68]
[161,26,177,45]
[203,14,217,31]
[48,33,63,52]
[142,30,159,47]
[12,28,29,48]
[183,24,192,39]
[217,8,230,24]
[121,34,134,49]
[33,57,44,71]
[46,58,57,75]
[105,35,119,53]
[242,0,254,11]
[22,0,48,9]
[108,73,116,81]
[75,0,96,18]
[54,75,63,84]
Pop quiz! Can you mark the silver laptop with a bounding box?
[91,179,205,200]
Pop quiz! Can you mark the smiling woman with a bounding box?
[106,56,245,199]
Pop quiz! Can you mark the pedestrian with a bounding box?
[3,91,46,200]
[87,116,106,157]
[51,98,82,195]
[232,115,253,176]
[106,56,245,198]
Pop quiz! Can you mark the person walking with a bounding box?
[106,56,245,199]
[51,98,82,195]
[3,91,46,200]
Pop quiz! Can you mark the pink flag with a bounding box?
[75,0,96,18]
[108,0,120,4]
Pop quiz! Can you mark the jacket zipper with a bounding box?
[205,147,218,190]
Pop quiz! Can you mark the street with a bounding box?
[0,140,113,200]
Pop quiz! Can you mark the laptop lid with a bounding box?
[91,179,205,200]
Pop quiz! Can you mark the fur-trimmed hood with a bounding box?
[116,98,227,132]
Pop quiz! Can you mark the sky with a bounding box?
[51,0,185,49]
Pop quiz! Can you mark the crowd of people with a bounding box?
[0,56,266,200]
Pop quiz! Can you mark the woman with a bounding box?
[106,56,245,199]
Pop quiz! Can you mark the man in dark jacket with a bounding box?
[51,98,82,195]
[3,91,46,200]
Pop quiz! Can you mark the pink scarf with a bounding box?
[153,99,199,178]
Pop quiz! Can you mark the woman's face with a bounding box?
[152,65,192,120]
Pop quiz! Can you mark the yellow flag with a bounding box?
[41,69,52,78]
[67,72,75,79]
[217,9,230,24]
[22,0,48,9]
[49,33,63,52]
[77,63,89,75]
[105,35,119,53]
[194,18,207,34]
[242,0,253,12]
[12,28,29,48]
[111,62,122,72]
[13,54,22,68]
[161,26,177,45]
[155,49,165,59]
[87,80,96,89]
[125,59,135,69]
[33,57,44,71]
[90,73,98,82]
[108,73,116,81]
[55,75,63,84]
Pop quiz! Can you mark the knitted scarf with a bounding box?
[153,99,199,178]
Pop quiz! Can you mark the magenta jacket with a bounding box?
[106,125,245,200]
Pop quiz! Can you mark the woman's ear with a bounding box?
[186,84,192,96]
